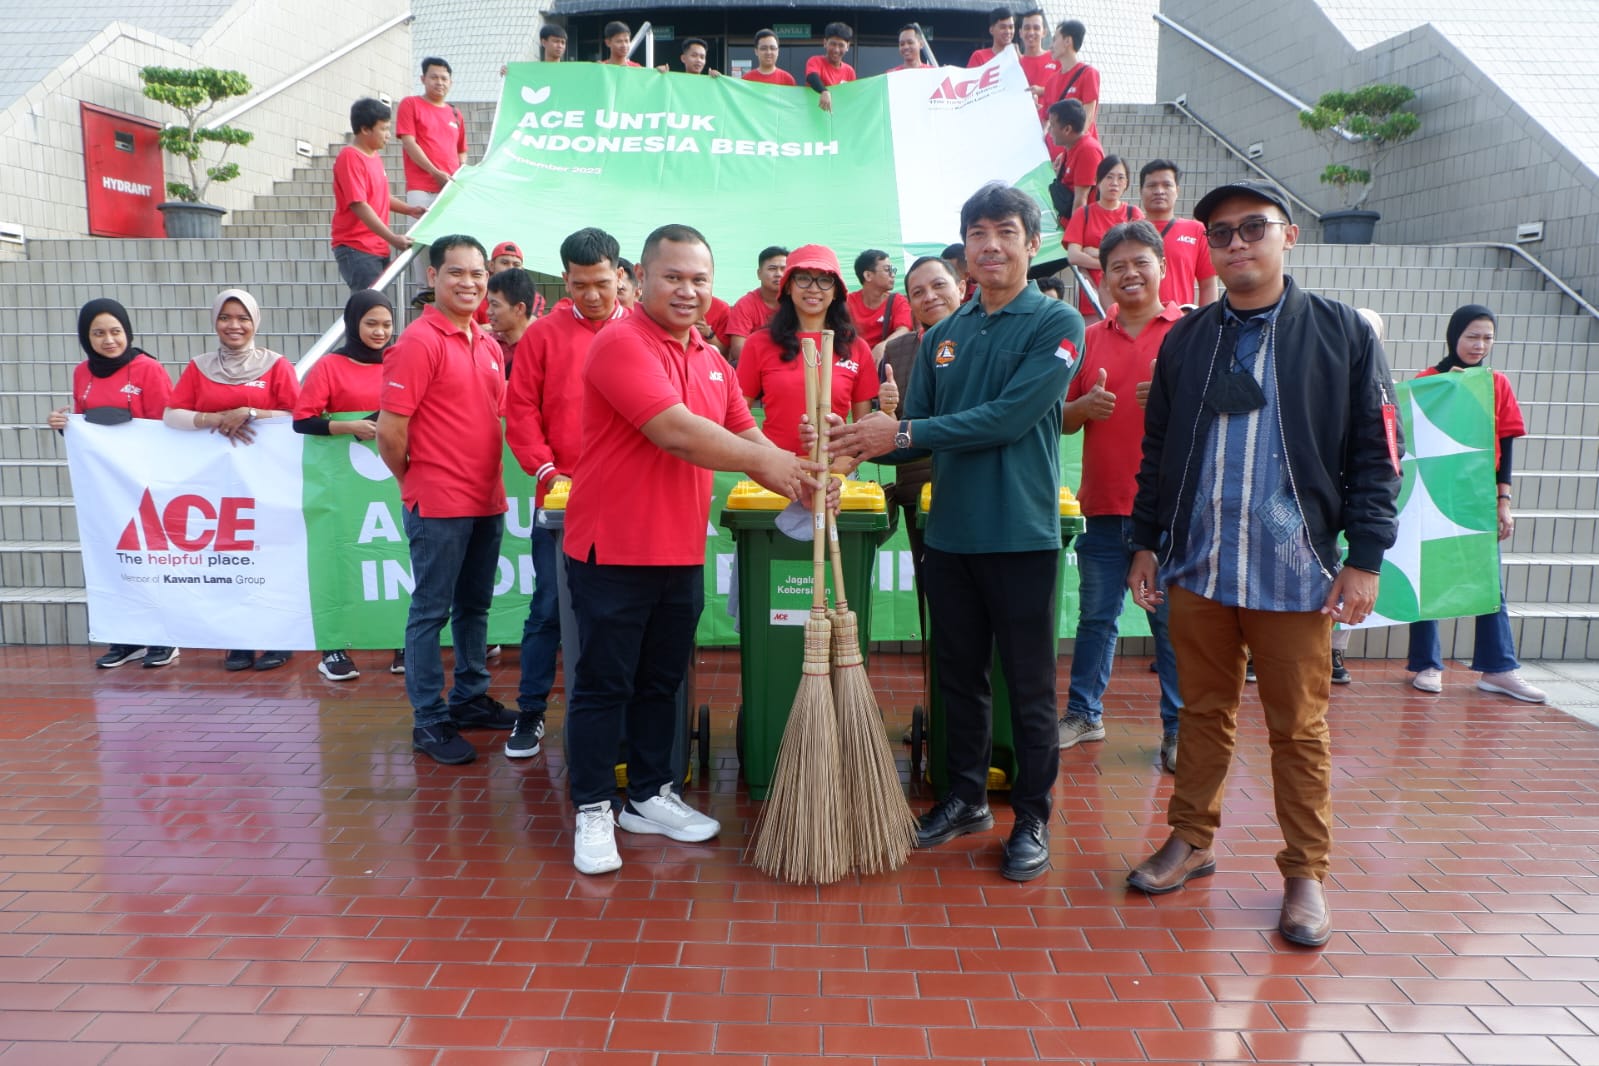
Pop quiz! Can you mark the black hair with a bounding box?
[487,268,538,318]
[988,7,1014,26]
[639,224,711,267]
[1095,154,1128,186]
[767,284,858,363]
[603,21,630,39]
[822,22,853,41]
[421,57,451,75]
[1098,219,1166,270]
[617,257,637,280]
[560,227,620,270]
[898,23,923,37]
[904,255,960,294]
[539,25,567,41]
[1048,98,1087,132]
[940,242,965,262]
[1036,276,1067,298]
[1055,19,1086,50]
[1018,9,1046,25]
[960,181,1041,242]
[428,234,487,270]
[682,37,708,53]
[1140,158,1181,187]
[755,28,778,45]
[853,248,889,284]
[758,245,789,266]
[349,97,390,134]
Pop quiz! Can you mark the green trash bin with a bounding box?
[719,480,890,800]
[912,484,1085,795]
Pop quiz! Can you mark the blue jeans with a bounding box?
[1407,593,1518,674]
[565,555,702,808]
[517,526,560,715]
[1065,515,1182,736]
[333,244,389,291]
[401,507,504,727]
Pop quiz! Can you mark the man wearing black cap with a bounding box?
[1123,180,1402,947]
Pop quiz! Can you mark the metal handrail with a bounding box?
[203,11,414,130]
[1447,243,1599,326]
[1164,97,1324,223]
[1152,12,1358,143]
[1069,264,1105,318]
[628,21,655,70]
[295,247,417,379]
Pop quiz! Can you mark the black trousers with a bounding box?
[923,547,1061,823]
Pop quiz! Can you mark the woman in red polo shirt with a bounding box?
[48,298,179,670]
[1063,154,1143,322]
[736,243,877,470]
[292,289,400,682]
[164,288,301,673]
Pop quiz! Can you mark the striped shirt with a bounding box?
[1163,297,1333,611]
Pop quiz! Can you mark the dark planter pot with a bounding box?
[157,201,226,239]
[1320,208,1380,245]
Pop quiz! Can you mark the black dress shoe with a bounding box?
[1001,815,1051,881]
[224,649,255,671]
[915,795,994,848]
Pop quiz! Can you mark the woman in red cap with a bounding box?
[736,243,878,469]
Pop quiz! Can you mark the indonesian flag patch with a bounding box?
[1054,338,1079,369]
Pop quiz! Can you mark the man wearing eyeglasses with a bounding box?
[846,249,914,364]
[1123,180,1402,948]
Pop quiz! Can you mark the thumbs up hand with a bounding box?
[1135,357,1156,410]
[1083,366,1116,422]
[879,363,900,418]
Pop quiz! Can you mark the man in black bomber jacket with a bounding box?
[1122,181,1402,948]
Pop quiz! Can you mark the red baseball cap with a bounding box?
[492,241,523,261]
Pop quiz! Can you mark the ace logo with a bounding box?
[928,66,1003,108]
[117,489,257,552]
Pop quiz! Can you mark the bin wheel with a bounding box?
[735,704,745,779]
[909,706,925,784]
[696,703,711,777]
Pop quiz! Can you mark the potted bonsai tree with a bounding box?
[1299,83,1421,244]
[139,66,254,239]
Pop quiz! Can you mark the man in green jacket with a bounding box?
[832,182,1085,881]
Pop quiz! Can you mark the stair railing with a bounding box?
[1162,97,1323,224]
[1448,243,1599,325]
[295,248,416,379]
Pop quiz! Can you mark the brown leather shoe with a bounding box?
[1126,834,1216,894]
[1279,877,1331,946]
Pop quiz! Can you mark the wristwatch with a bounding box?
[247,408,258,421]
[894,420,912,449]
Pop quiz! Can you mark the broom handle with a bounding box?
[802,337,828,612]
[819,331,850,613]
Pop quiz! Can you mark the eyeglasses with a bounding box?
[790,273,836,290]
[877,264,897,276]
[1205,217,1289,248]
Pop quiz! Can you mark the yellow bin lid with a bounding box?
[541,480,571,511]
[725,479,886,512]
[920,483,1081,516]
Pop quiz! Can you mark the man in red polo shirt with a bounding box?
[804,22,856,112]
[1138,160,1218,307]
[502,227,629,761]
[562,223,831,875]
[1040,20,1099,143]
[396,58,466,212]
[846,249,913,363]
[330,97,421,291]
[1016,10,1060,121]
[967,7,1014,66]
[1060,219,1185,774]
[744,30,797,85]
[378,235,517,767]
[724,245,788,364]
[1047,99,1103,217]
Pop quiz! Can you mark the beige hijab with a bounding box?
[193,289,284,385]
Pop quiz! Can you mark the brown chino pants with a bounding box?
[1165,584,1334,880]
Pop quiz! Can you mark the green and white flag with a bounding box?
[411,52,1061,285]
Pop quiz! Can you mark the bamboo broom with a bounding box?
[750,336,850,885]
[822,332,918,874]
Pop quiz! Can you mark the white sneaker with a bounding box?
[1478,671,1547,704]
[618,783,721,843]
[573,803,622,875]
[1411,668,1443,693]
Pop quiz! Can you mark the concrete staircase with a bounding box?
[2,101,1596,659]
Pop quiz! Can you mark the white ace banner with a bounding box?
[65,417,315,649]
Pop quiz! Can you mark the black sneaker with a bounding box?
[1330,651,1352,685]
[450,693,517,730]
[915,795,994,848]
[224,649,255,671]
[1245,654,1257,683]
[504,711,546,758]
[1000,815,1051,881]
[413,723,477,765]
[96,644,146,669]
[142,646,179,669]
[389,650,406,674]
[254,650,292,671]
[318,650,359,681]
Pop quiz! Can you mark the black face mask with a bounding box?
[1205,366,1266,415]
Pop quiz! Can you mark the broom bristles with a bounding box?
[750,610,851,885]
[831,607,919,874]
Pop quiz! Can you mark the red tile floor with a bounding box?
[1,644,1597,1065]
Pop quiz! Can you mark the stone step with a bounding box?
[1289,264,1548,293]
[1501,553,1599,606]
[0,497,78,542]
[18,237,337,263]
[1309,288,1573,317]
[0,541,83,589]
[1349,607,1597,661]
[1520,435,1599,469]
[0,258,346,286]
[1514,470,1599,511]
[1507,509,1597,554]
[0,588,88,645]
[1515,401,1599,437]
[1,282,351,316]
[0,459,70,498]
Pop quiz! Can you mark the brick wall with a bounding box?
[0,1,413,240]
[1156,0,1599,302]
